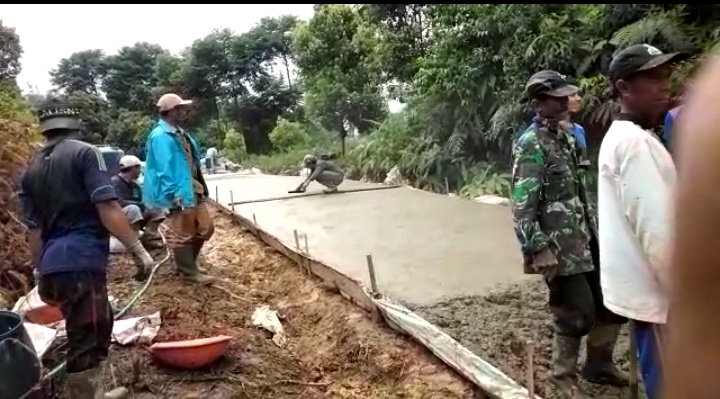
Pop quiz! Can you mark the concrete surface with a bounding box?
[207,175,528,306]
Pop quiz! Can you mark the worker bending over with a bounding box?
[511,70,627,398]
[144,93,214,283]
[295,154,344,194]
[19,104,154,398]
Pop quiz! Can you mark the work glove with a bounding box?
[127,240,154,279]
[531,247,559,281]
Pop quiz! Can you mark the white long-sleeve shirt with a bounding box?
[597,120,676,324]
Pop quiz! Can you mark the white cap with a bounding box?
[119,155,142,169]
[156,93,193,112]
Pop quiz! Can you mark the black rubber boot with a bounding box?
[191,238,209,274]
[582,323,630,387]
[549,334,592,398]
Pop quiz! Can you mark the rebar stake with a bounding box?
[629,320,639,399]
[366,254,378,295]
[253,213,258,226]
[303,234,309,254]
[293,229,300,250]
[215,186,219,203]
[230,191,235,212]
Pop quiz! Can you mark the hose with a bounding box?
[44,231,172,380]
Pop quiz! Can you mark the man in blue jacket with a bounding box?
[144,93,214,283]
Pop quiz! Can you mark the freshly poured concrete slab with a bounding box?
[210,175,527,306]
[205,174,379,205]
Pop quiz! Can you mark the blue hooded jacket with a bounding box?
[143,119,203,209]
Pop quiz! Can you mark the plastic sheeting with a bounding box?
[374,298,540,399]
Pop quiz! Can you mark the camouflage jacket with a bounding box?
[511,118,596,276]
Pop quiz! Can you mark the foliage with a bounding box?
[269,118,311,153]
[0,20,22,82]
[8,5,720,197]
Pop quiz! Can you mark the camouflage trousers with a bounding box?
[546,237,626,337]
[38,271,113,373]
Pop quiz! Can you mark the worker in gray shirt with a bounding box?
[295,154,344,193]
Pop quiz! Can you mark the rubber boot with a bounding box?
[66,367,103,399]
[140,222,164,250]
[549,334,591,398]
[174,245,213,284]
[192,238,209,274]
[582,323,630,386]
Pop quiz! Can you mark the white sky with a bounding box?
[3,4,316,94]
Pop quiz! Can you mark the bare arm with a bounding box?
[95,201,139,243]
[666,55,720,399]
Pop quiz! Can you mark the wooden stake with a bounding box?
[230,191,235,212]
[293,229,300,250]
[629,320,639,399]
[526,334,535,398]
[366,255,378,294]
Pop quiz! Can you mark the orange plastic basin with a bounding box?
[24,304,64,325]
[149,335,233,369]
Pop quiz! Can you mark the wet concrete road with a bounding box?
[205,174,529,306]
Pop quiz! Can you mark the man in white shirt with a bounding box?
[597,44,688,399]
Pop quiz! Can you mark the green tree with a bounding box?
[293,4,388,154]
[0,20,22,82]
[49,49,106,94]
[269,118,311,152]
[102,42,169,112]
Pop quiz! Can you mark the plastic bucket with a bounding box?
[0,310,43,399]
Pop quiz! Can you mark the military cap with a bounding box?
[36,103,82,134]
[609,44,689,84]
[525,70,579,100]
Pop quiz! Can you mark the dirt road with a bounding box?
[44,208,479,398]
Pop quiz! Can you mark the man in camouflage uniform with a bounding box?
[511,70,628,397]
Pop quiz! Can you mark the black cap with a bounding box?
[609,44,689,83]
[524,70,579,101]
[36,103,82,134]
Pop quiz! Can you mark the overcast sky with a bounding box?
[3,4,315,94]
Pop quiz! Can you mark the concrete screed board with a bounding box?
[206,174,529,307]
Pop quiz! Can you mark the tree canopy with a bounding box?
[7,5,720,194]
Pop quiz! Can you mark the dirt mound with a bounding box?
[0,85,39,307]
[43,209,479,398]
[415,280,642,399]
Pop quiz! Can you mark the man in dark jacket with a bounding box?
[511,71,627,397]
[19,104,154,398]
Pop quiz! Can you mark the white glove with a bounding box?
[127,240,154,271]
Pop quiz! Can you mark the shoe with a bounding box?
[174,245,214,284]
[549,334,592,398]
[581,323,630,386]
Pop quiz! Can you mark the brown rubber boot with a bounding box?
[582,323,630,386]
[549,334,592,398]
[174,245,213,284]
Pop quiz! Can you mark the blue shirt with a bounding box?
[143,120,203,209]
[663,107,681,153]
[20,138,117,276]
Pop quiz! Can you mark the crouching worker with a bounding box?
[19,104,155,398]
[144,93,214,284]
[295,154,344,194]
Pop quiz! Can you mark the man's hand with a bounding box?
[171,196,183,210]
[531,248,559,280]
[297,183,308,192]
[128,240,154,280]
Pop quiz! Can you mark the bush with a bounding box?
[269,118,311,153]
[222,127,247,162]
[346,112,413,181]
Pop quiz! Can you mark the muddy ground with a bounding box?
[42,208,481,399]
[414,279,643,399]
